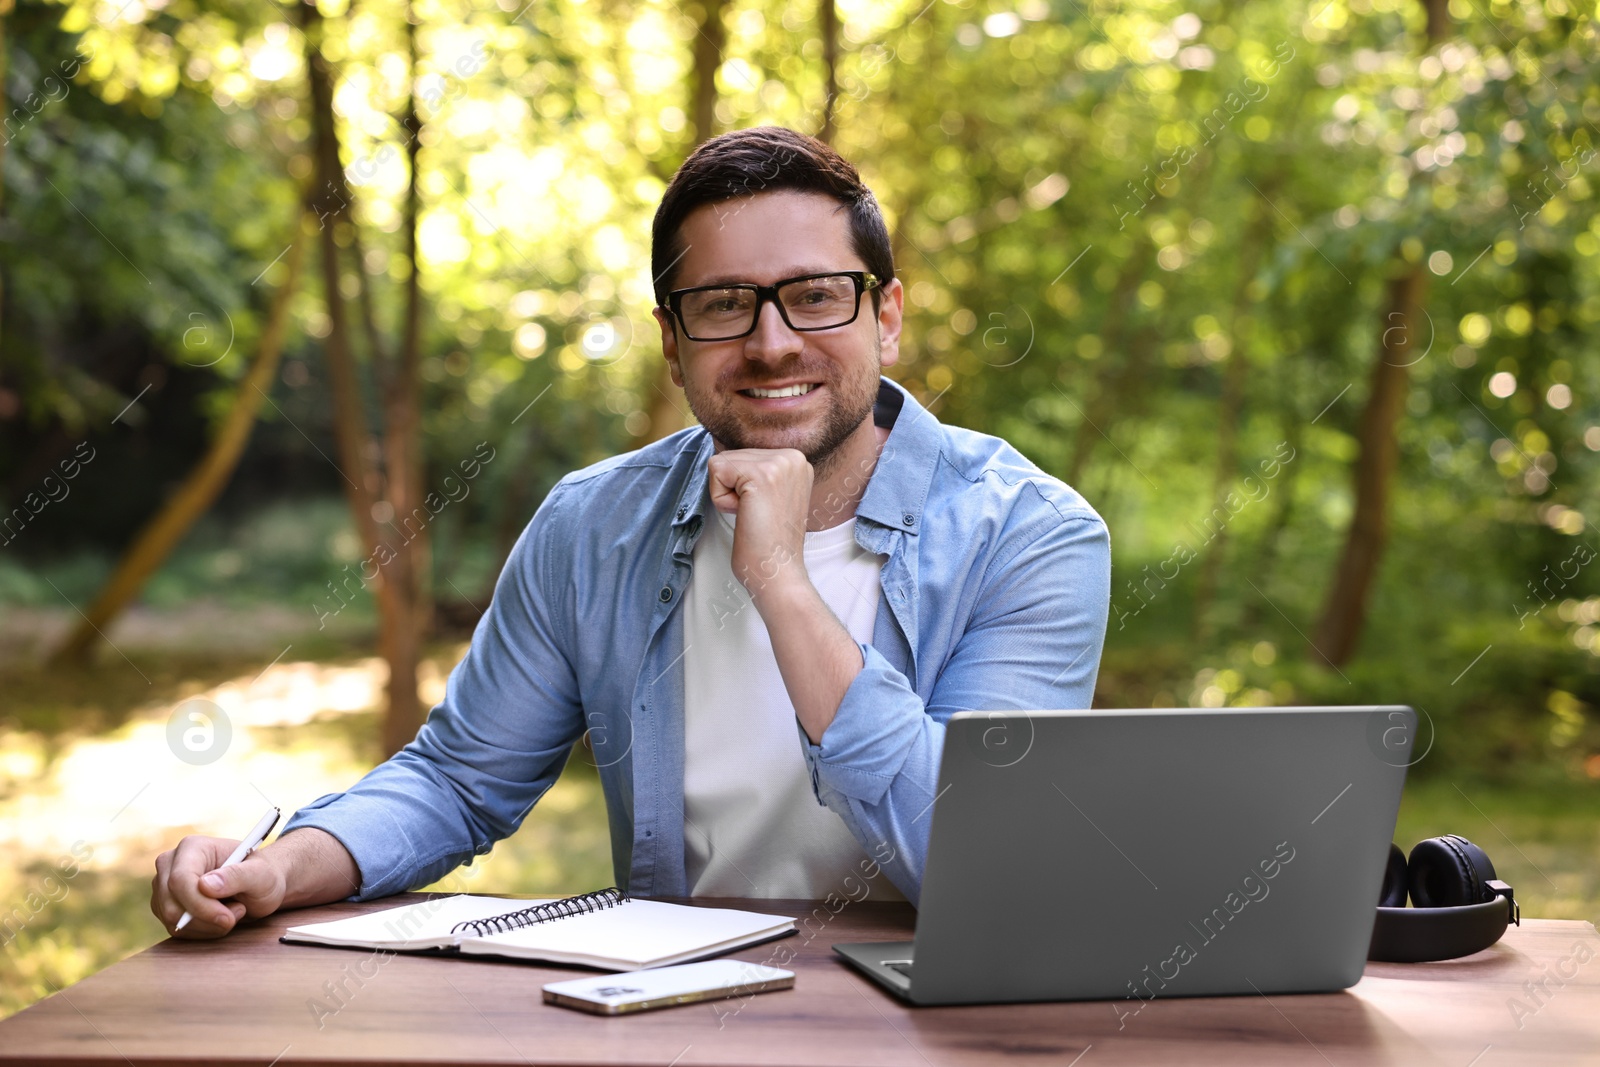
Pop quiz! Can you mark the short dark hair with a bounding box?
[650,126,894,313]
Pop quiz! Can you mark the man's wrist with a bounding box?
[261,827,361,908]
[747,568,817,616]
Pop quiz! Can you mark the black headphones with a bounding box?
[1368,835,1519,962]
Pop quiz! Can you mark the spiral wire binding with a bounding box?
[450,887,629,938]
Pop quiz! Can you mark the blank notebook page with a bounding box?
[462,899,787,965]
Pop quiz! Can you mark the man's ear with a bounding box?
[876,277,905,370]
[652,306,685,387]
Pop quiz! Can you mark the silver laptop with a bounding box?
[835,706,1414,1005]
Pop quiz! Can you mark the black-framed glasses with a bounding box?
[663,271,880,342]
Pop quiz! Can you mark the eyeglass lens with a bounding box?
[680,275,860,338]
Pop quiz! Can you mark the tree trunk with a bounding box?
[349,225,392,398]
[1311,268,1428,666]
[47,210,309,663]
[376,8,430,757]
[632,0,728,450]
[818,0,839,144]
[1421,0,1449,41]
[300,0,423,755]
[0,0,12,354]
[688,0,726,156]
[1309,0,1447,668]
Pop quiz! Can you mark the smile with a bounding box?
[740,384,817,399]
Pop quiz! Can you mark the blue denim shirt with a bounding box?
[283,378,1110,906]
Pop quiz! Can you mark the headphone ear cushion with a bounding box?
[1379,843,1409,908]
[1408,835,1498,907]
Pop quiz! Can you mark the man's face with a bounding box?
[653,190,902,473]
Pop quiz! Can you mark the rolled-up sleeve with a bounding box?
[282,487,587,900]
[801,507,1111,906]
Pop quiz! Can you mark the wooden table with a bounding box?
[2,895,1597,1066]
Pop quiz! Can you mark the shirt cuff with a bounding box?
[801,642,924,806]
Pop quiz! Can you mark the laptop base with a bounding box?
[833,941,914,999]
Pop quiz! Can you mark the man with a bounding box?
[151,126,1110,937]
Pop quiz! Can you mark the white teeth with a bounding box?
[745,383,815,398]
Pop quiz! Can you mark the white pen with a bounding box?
[174,806,281,932]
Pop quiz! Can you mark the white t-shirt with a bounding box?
[682,508,897,898]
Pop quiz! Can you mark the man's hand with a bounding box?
[706,447,814,601]
[152,835,286,939]
[151,828,359,939]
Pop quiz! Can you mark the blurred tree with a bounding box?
[632,0,725,450]
[1314,0,1449,667]
[298,0,429,757]
[1,0,303,543]
[1,0,12,355]
[3,0,1597,770]
[817,0,837,144]
[47,206,307,663]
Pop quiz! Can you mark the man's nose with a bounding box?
[742,298,803,364]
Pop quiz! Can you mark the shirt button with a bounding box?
[902,513,915,526]
[659,586,673,602]
[676,506,687,520]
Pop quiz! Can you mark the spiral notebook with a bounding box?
[280,888,795,971]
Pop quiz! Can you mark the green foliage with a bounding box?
[4,1,297,430]
[3,0,1597,768]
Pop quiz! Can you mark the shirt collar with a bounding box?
[855,377,941,536]
[671,432,716,530]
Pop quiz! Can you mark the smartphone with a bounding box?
[542,959,795,1015]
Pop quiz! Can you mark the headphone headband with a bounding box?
[1369,879,1518,962]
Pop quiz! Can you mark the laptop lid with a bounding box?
[901,706,1413,1005]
